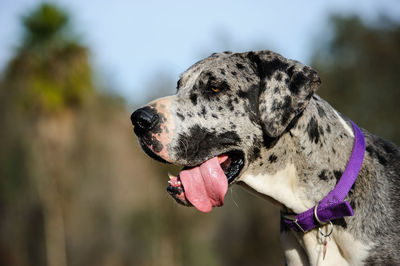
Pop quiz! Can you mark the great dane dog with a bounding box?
[131,50,400,265]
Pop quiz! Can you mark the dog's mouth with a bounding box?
[166,150,244,213]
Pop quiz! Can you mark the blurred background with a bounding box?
[0,1,399,266]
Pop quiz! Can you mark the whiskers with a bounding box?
[229,187,240,208]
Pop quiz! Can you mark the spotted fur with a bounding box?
[132,50,400,265]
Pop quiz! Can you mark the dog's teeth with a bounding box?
[168,180,181,186]
[168,172,176,180]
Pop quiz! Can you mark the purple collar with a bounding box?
[281,121,366,233]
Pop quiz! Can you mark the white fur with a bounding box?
[281,231,309,265]
[290,228,371,266]
[332,109,354,138]
[240,164,310,214]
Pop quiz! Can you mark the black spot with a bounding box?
[289,72,307,95]
[201,106,207,116]
[236,63,245,69]
[376,152,387,166]
[280,96,294,126]
[220,69,226,75]
[275,72,282,81]
[348,198,356,210]
[286,66,295,78]
[332,218,347,229]
[305,92,313,100]
[271,100,280,112]
[274,86,279,94]
[176,79,182,90]
[151,136,163,153]
[231,71,237,76]
[333,170,343,182]
[141,142,167,163]
[262,133,278,149]
[318,126,324,136]
[318,169,329,181]
[220,81,231,91]
[238,90,247,99]
[268,154,278,163]
[176,112,185,121]
[382,141,397,154]
[306,117,320,144]
[226,99,234,111]
[316,104,326,118]
[252,147,261,160]
[247,53,289,80]
[190,93,198,105]
[174,125,241,163]
[211,114,218,119]
[326,124,331,133]
[366,145,387,166]
[205,71,216,80]
[218,106,223,111]
[332,147,336,154]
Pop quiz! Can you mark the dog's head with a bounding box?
[131,50,320,212]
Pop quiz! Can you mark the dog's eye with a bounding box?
[210,87,220,93]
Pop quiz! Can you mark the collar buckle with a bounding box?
[281,213,307,233]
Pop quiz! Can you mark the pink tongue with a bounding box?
[179,157,228,213]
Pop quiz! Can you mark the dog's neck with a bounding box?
[240,95,356,214]
[238,95,372,265]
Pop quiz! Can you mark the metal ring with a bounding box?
[319,221,334,238]
[313,202,326,225]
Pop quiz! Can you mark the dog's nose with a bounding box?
[131,107,160,136]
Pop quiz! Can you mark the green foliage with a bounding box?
[23,3,69,46]
[312,16,400,144]
[2,3,93,114]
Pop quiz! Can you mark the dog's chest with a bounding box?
[281,230,371,266]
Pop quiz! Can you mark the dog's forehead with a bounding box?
[177,52,245,90]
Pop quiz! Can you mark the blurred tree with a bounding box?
[312,16,400,145]
[0,3,226,266]
[0,3,94,266]
[22,3,68,47]
[4,3,92,114]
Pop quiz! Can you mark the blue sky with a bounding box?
[0,0,399,105]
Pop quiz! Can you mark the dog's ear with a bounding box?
[247,50,321,137]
